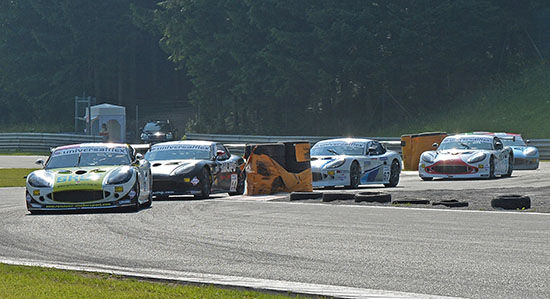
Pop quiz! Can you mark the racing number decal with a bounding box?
[229,174,238,192]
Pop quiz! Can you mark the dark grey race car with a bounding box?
[145,141,245,199]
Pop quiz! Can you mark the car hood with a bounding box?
[33,166,119,191]
[428,149,482,161]
[310,156,343,169]
[150,159,202,175]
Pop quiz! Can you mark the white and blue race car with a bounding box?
[419,134,513,180]
[310,138,402,188]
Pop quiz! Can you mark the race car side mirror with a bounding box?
[135,153,144,160]
[432,143,438,148]
[35,159,45,168]
[495,142,503,150]
[526,139,531,144]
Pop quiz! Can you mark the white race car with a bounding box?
[310,138,402,188]
[26,143,152,213]
[418,134,513,180]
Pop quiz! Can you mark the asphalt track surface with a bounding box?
[1,189,549,298]
[1,157,550,298]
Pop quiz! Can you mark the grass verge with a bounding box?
[0,169,38,187]
[0,263,301,299]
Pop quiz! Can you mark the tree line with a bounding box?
[1,1,548,135]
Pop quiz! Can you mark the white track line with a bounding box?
[0,258,464,299]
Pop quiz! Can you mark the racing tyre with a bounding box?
[384,160,401,187]
[141,173,153,208]
[229,170,245,196]
[432,200,469,208]
[392,199,430,205]
[346,162,360,189]
[354,192,391,203]
[491,195,530,210]
[489,156,496,179]
[195,168,211,199]
[290,191,323,201]
[420,177,433,181]
[322,192,355,202]
[502,155,513,177]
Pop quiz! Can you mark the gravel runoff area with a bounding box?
[271,163,550,213]
[273,186,550,213]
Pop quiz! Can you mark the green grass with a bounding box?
[0,263,302,299]
[0,169,38,187]
[373,63,550,138]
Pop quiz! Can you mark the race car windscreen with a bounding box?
[501,137,526,147]
[311,142,365,156]
[438,137,493,150]
[145,144,212,161]
[46,147,131,169]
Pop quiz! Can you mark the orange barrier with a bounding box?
[245,142,312,195]
[401,132,447,170]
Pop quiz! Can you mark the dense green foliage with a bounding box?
[1,1,550,136]
[0,0,188,130]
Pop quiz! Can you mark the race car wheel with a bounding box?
[506,155,513,176]
[489,156,496,179]
[195,168,211,199]
[346,162,360,189]
[141,172,153,208]
[384,160,401,187]
[229,170,245,196]
[420,177,433,181]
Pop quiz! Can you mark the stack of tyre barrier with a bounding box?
[245,142,312,195]
[401,132,447,170]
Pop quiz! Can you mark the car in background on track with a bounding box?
[140,120,177,144]
[145,140,245,199]
[310,138,402,188]
[418,134,513,180]
[472,132,539,170]
[25,143,152,214]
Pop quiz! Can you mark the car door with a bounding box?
[362,141,386,183]
[493,137,509,173]
[212,143,236,191]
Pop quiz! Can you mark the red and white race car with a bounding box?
[418,134,513,180]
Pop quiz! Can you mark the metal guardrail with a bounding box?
[2,133,549,159]
[0,133,103,152]
[185,133,403,153]
[185,133,550,160]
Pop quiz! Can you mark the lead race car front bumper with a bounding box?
[26,179,139,211]
[419,158,490,179]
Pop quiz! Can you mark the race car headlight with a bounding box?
[172,164,195,175]
[467,152,487,164]
[524,148,538,156]
[325,159,346,169]
[106,166,134,184]
[140,133,147,139]
[27,172,54,188]
[421,153,435,163]
[166,133,174,139]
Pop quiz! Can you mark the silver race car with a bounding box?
[476,132,539,170]
[418,134,513,180]
[310,138,402,188]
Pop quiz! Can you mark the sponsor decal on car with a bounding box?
[191,176,200,186]
[151,144,210,152]
[53,146,127,156]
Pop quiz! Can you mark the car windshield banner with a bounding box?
[442,137,492,145]
[315,141,365,149]
[151,144,211,152]
[52,146,128,157]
